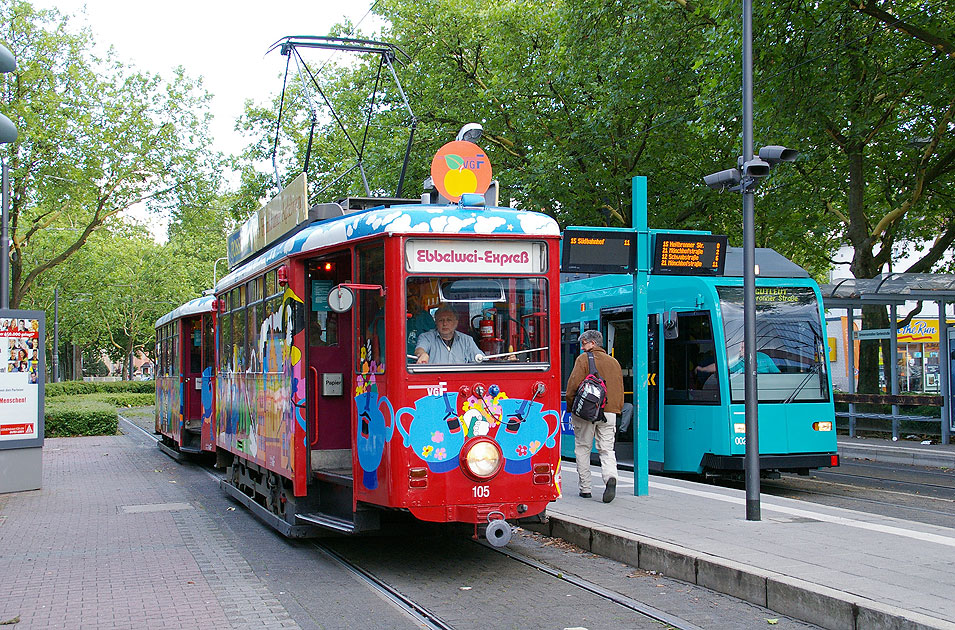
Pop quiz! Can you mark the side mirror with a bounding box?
[327,284,355,313]
[663,311,679,340]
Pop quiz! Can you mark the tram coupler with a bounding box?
[484,519,513,547]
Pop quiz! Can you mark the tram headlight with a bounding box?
[460,438,502,481]
[813,421,833,432]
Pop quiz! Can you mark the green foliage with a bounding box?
[0,0,224,310]
[46,380,154,398]
[45,398,118,437]
[97,392,155,407]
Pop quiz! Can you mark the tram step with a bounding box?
[295,512,358,533]
[219,478,322,538]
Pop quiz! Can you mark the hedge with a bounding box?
[45,399,118,437]
[97,392,155,407]
[46,380,154,398]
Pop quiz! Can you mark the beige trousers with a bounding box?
[571,412,618,493]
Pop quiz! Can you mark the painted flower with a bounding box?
[529,440,542,454]
[434,447,447,461]
[421,445,434,457]
[431,430,444,443]
[515,444,528,457]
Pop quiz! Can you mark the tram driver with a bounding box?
[696,341,780,377]
[414,305,482,364]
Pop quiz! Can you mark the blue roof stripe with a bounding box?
[215,204,559,292]
[155,295,215,329]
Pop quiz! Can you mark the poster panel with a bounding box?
[0,309,44,448]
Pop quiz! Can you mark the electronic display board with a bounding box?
[652,233,727,275]
[561,228,635,274]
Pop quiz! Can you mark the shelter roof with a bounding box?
[820,273,955,306]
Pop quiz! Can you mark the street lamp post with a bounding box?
[741,0,759,522]
[703,2,798,521]
[53,287,59,382]
[0,45,17,310]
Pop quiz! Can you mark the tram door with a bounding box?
[604,313,634,441]
[182,315,203,425]
[306,254,353,460]
[602,312,660,464]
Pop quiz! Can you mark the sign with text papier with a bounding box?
[405,239,546,274]
[0,310,44,447]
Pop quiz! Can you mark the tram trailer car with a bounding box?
[155,295,217,457]
[559,243,839,477]
[157,194,563,544]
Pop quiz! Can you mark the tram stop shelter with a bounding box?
[820,273,955,444]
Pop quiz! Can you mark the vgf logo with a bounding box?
[409,381,448,397]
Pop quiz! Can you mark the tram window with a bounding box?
[358,245,386,373]
[407,276,550,369]
[664,312,720,404]
[228,287,243,371]
[172,328,180,377]
[221,309,232,371]
[717,286,829,403]
[308,261,340,347]
[188,319,201,374]
[560,323,582,386]
[248,278,262,372]
[202,314,214,372]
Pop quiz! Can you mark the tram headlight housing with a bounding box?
[813,421,833,432]
[460,437,503,481]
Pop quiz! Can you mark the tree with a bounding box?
[0,0,221,308]
[35,221,201,379]
[673,0,955,392]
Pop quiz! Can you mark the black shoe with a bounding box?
[579,492,591,498]
[602,477,616,503]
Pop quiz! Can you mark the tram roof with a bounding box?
[216,203,560,292]
[155,295,215,328]
[722,247,809,278]
[820,272,955,306]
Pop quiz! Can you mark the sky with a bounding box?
[33,0,383,160]
[30,0,384,239]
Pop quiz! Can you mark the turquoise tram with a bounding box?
[560,243,839,476]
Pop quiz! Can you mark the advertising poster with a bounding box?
[0,312,43,445]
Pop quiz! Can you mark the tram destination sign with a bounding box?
[652,233,727,276]
[561,228,635,274]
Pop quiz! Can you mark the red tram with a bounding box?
[155,174,563,544]
[155,296,217,456]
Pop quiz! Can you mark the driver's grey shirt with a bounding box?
[415,329,482,364]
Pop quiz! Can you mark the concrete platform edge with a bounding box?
[524,513,955,630]
[838,442,955,469]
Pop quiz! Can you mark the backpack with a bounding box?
[571,352,607,422]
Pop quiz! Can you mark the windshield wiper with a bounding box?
[783,364,820,404]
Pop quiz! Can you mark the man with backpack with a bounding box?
[565,329,624,502]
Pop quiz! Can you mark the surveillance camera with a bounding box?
[741,157,771,178]
[703,168,741,191]
[758,145,799,165]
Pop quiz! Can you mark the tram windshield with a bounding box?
[406,276,549,371]
[717,286,829,403]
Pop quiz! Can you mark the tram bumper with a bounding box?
[700,452,839,473]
